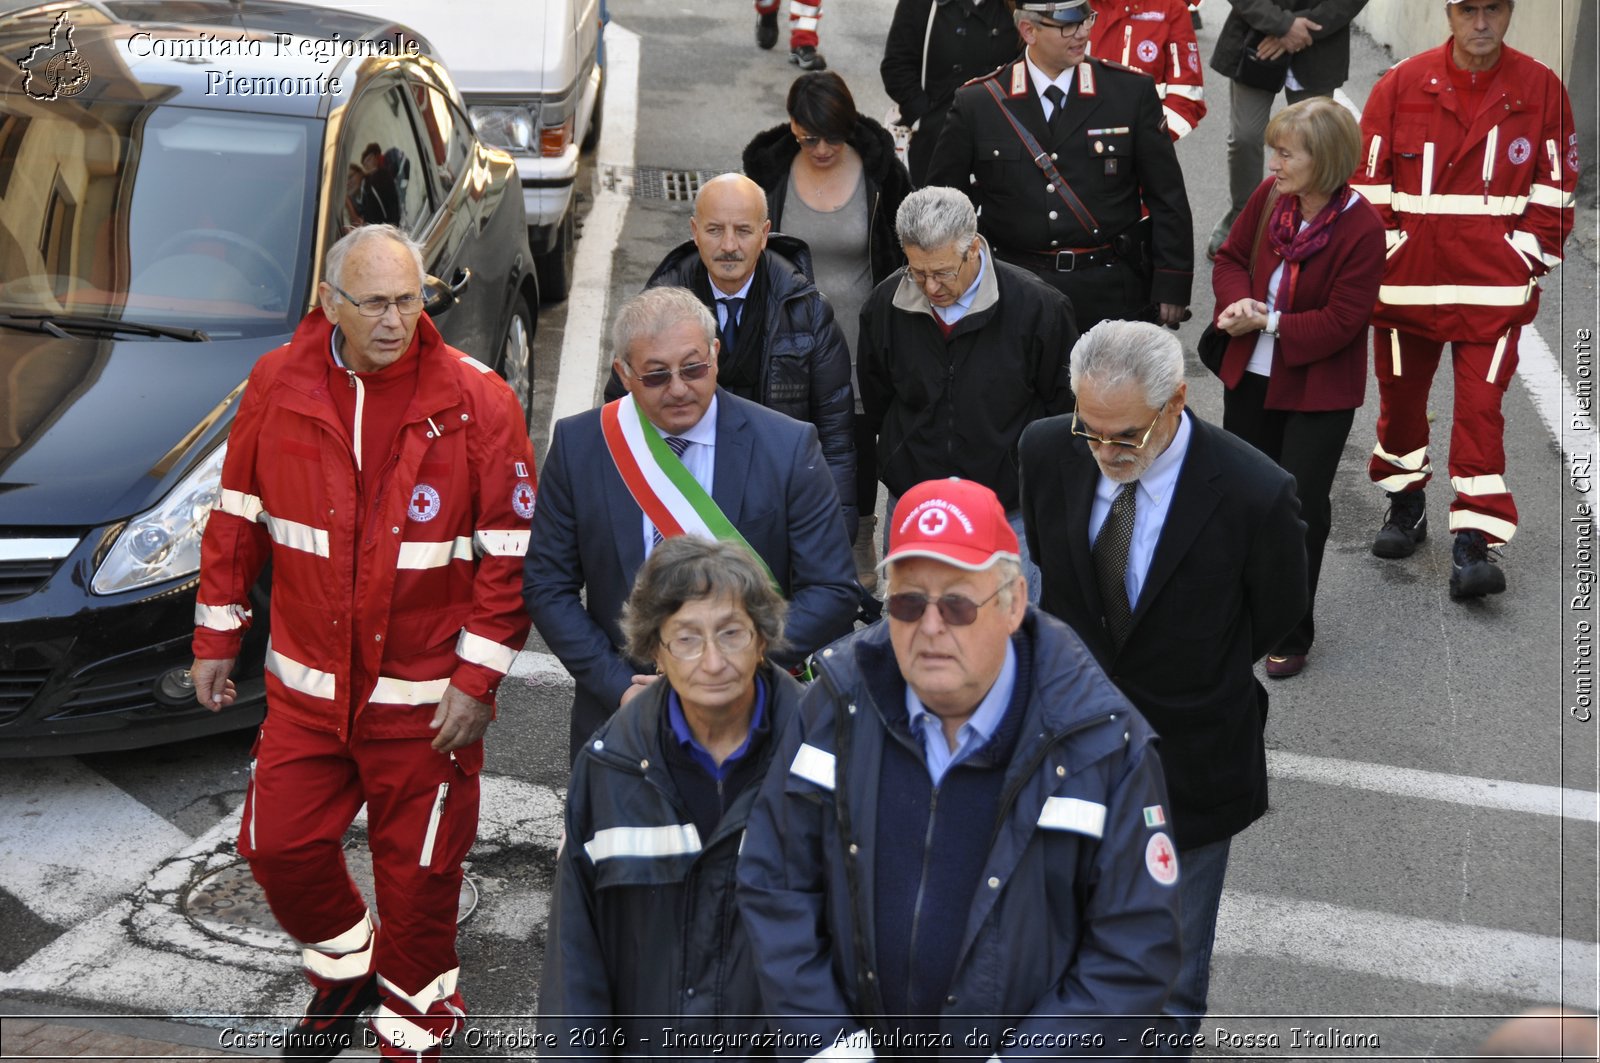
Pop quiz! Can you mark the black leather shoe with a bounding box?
[1372,490,1427,558]
[1449,529,1506,599]
[283,976,380,1061]
[756,12,778,49]
[790,45,827,70]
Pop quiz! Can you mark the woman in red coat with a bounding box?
[1211,97,1383,679]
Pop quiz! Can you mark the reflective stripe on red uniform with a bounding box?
[753,0,822,49]
[1086,0,1206,140]
[192,310,536,740]
[1369,326,1522,544]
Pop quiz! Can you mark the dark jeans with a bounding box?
[853,413,878,517]
[1223,373,1355,655]
[1164,837,1232,1049]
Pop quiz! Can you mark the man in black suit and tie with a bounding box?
[525,287,859,762]
[926,0,1192,330]
[1018,319,1306,1040]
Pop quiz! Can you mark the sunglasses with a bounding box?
[886,586,1004,626]
[623,360,713,389]
[795,134,847,148]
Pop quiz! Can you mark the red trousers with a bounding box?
[240,715,481,1059]
[1368,326,1521,545]
[753,0,822,49]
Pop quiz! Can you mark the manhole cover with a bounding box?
[184,849,478,951]
[600,164,727,201]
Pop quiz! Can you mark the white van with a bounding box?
[297,0,606,301]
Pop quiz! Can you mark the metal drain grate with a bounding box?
[600,164,728,201]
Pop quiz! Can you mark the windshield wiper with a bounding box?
[0,312,208,342]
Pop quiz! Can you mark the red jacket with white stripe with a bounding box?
[1088,0,1206,140]
[1353,40,1577,341]
[192,310,536,741]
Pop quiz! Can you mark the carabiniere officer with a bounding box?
[927,0,1193,331]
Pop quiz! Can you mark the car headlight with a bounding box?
[92,443,226,595]
[469,104,538,152]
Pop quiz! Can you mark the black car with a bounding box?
[0,0,539,755]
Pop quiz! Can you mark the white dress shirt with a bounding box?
[1025,51,1076,122]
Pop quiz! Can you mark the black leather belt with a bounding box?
[1004,246,1117,272]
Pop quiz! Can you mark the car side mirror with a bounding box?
[423,268,471,315]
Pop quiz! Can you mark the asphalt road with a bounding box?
[2,0,1596,1058]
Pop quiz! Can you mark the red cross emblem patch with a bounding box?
[408,483,442,523]
[511,480,536,519]
[1145,831,1179,886]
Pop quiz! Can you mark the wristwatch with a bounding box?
[1264,310,1281,337]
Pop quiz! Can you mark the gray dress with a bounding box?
[783,165,872,412]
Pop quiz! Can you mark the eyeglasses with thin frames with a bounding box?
[1036,11,1097,36]
[622,360,714,389]
[886,585,1004,626]
[906,251,970,287]
[334,285,424,318]
[663,626,757,661]
[1070,400,1169,449]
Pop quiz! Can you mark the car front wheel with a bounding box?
[499,297,535,424]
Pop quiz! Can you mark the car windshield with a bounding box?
[0,102,320,338]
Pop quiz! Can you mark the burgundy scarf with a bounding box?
[1265,184,1352,310]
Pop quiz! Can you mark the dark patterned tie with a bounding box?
[1093,481,1138,646]
[719,297,744,359]
[650,435,691,548]
[1044,85,1067,134]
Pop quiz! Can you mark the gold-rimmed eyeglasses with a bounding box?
[1070,400,1168,449]
[906,251,970,287]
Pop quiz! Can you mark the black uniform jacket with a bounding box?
[926,56,1193,309]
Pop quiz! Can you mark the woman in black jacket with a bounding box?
[742,72,913,587]
[880,0,1020,186]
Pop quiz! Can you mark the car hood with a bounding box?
[0,330,284,528]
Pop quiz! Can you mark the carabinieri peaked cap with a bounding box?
[1012,0,1093,22]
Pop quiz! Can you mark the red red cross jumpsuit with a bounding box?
[1087,0,1206,140]
[194,310,535,1059]
[1353,39,1576,545]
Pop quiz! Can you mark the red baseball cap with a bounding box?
[886,478,1021,571]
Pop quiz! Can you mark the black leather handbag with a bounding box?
[1234,29,1290,92]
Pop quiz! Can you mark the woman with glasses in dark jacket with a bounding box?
[743,71,914,590]
[538,535,800,1057]
[1210,96,1383,680]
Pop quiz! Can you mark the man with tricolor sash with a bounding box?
[524,287,858,762]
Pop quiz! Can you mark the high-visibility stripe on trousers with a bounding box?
[239,715,482,1016]
[1369,326,1521,544]
[753,0,822,49]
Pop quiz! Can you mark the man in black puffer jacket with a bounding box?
[606,173,857,538]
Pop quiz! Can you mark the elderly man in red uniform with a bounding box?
[190,224,536,1061]
[1086,0,1207,140]
[1354,0,1575,598]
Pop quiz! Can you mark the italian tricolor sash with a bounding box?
[600,395,776,583]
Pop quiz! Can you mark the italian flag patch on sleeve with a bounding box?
[1143,804,1167,828]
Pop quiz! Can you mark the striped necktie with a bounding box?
[650,435,692,548]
